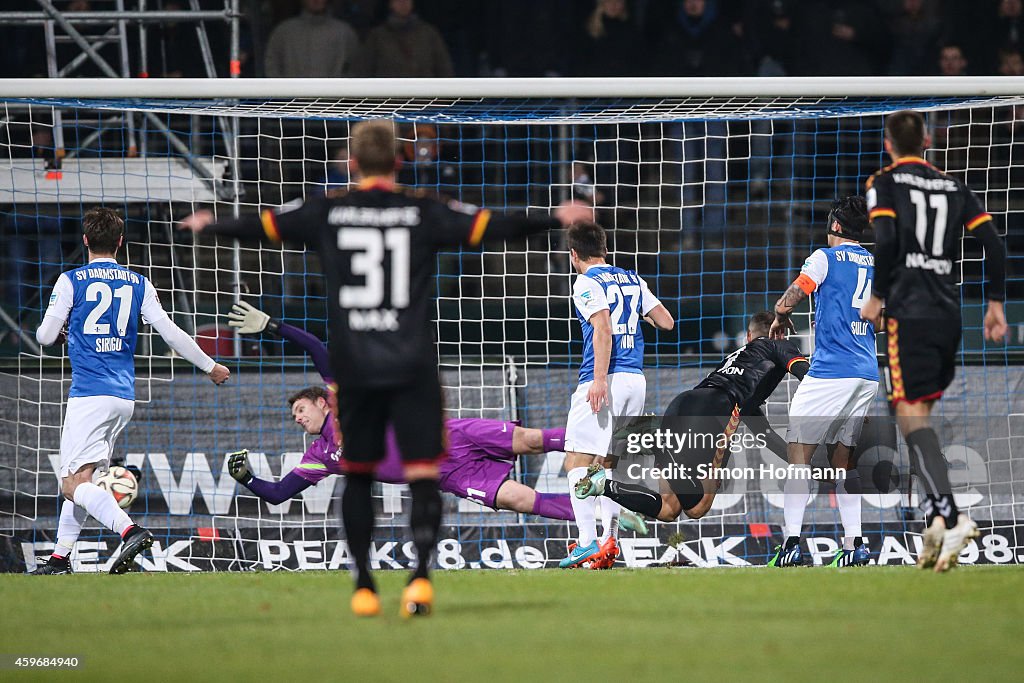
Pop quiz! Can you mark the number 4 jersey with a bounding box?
[43,258,161,400]
[797,244,878,382]
[572,264,662,383]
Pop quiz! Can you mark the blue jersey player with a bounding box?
[32,208,229,576]
[561,221,674,568]
[769,196,879,568]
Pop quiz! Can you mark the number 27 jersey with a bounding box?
[573,265,661,383]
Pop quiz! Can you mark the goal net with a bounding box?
[1,78,1021,572]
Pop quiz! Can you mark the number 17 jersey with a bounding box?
[572,264,662,383]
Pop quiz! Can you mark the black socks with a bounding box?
[342,474,375,592]
[906,428,958,528]
[408,479,442,582]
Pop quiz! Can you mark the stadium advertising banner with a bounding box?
[8,522,1024,573]
[4,367,1023,572]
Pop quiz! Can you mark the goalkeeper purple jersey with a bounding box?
[293,413,405,485]
[291,416,520,487]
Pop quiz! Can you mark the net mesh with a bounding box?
[1,91,1022,571]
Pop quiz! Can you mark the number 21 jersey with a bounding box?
[43,258,158,400]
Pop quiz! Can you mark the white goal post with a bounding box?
[1,76,1022,573]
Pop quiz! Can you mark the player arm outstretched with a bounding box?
[140,279,229,384]
[431,199,593,248]
[226,449,314,505]
[227,301,334,383]
[772,252,825,338]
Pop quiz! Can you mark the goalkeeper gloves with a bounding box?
[227,301,279,335]
[227,449,254,485]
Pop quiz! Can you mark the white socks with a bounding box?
[567,467,597,546]
[53,499,88,558]
[783,464,812,539]
[597,470,620,543]
[73,481,132,536]
[836,469,862,550]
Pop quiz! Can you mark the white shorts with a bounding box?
[565,372,647,457]
[59,396,135,479]
[786,376,878,447]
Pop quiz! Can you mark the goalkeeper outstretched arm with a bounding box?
[228,301,334,383]
[226,450,314,504]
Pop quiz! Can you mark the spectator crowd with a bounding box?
[1,0,1023,80]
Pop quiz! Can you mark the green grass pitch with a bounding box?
[2,566,1023,682]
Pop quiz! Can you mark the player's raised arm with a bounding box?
[227,302,334,383]
[432,198,593,248]
[772,250,825,338]
[35,272,74,346]
[178,197,320,245]
[140,279,229,384]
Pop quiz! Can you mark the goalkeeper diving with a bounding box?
[224,301,646,529]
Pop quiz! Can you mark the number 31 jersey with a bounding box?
[866,157,991,318]
[572,264,662,383]
[43,258,162,400]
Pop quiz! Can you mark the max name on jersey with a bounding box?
[74,268,141,283]
[349,308,399,331]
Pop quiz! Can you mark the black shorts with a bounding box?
[657,387,738,510]
[335,369,446,475]
[885,316,961,405]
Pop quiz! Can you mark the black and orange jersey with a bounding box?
[696,337,808,410]
[207,179,558,387]
[865,156,1001,318]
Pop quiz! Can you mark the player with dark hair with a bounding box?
[859,109,1007,572]
[576,312,809,524]
[767,195,878,568]
[221,302,577,521]
[33,207,229,575]
[180,119,591,616]
[560,220,674,569]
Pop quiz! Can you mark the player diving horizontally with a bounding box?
[223,301,599,523]
[181,118,595,617]
[768,195,879,568]
[575,312,809,523]
[560,221,675,569]
[33,208,230,575]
